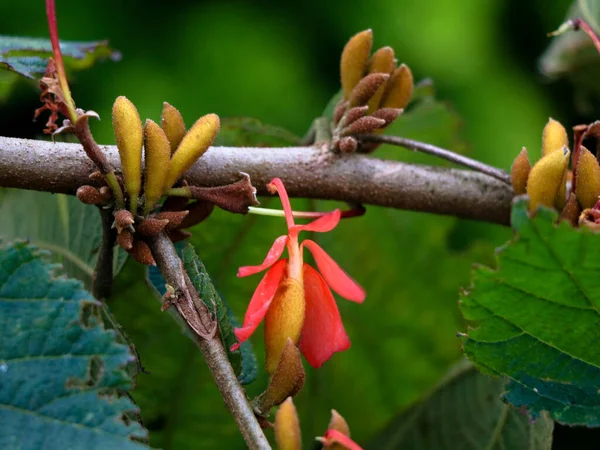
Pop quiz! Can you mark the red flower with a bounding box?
[233,178,365,373]
[319,429,363,450]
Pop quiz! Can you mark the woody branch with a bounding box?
[0,136,513,225]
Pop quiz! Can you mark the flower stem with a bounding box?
[248,205,365,219]
[45,0,77,123]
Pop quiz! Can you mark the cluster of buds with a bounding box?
[510,118,600,228]
[274,397,362,450]
[331,29,414,153]
[76,98,258,264]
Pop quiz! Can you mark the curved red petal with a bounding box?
[291,209,341,234]
[268,178,295,229]
[302,240,365,303]
[299,264,350,368]
[234,259,287,345]
[237,235,288,277]
[322,429,363,450]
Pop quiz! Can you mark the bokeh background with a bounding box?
[2,0,593,448]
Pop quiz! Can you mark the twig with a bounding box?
[0,137,514,225]
[92,207,116,299]
[357,134,512,185]
[147,232,271,450]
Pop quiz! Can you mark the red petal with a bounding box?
[291,209,341,234]
[299,264,350,368]
[322,429,363,450]
[237,235,288,277]
[234,259,287,345]
[268,178,295,229]
[302,240,365,303]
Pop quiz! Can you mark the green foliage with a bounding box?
[146,243,258,384]
[0,240,148,449]
[367,360,554,450]
[0,189,127,288]
[0,35,119,79]
[461,198,600,426]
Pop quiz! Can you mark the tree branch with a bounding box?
[0,137,513,225]
[92,207,116,299]
[148,232,271,450]
[357,133,512,185]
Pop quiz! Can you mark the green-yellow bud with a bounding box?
[112,96,143,212]
[164,113,220,189]
[527,146,570,212]
[143,119,171,213]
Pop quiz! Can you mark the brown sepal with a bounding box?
[333,100,348,125]
[341,105,369,127]
[188,173,258,214]
[136,217,170,236]
[130,238,156,265]
[114,209,135,233]
[153,210,190,229]
[342,116,386,136]
[338,136,358,153]
[349,73,389,107]
[510,147,531,195]
[253,338,305,415]
[117,229,134,251]
[579,208,600,232]
[167,229,193,243]
[89,171,105,184]
[559,193,581,226]
[76,185,104,205]
[176,201,215,229]
[98,186,113,202]
[371,107,403,126]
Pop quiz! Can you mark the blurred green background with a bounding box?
[2,0,593,448]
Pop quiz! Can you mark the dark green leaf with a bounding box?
[460,198,600,426]
[0,189,127,288]
[145,244,257,385]
[0,35,120,79]
[181,244,257,384]
[213,117,301,147]
[367,360,554,450]
[0,240,149,449]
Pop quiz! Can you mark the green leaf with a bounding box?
[145,243,258,385]
[180,244,257,384]
[539,1,600,115]
[460,198,600,426]
[0,35,120,79]
[213,117,301,147]
[367,360,554,450]
[0,240,149,449]
[0,189,127,288]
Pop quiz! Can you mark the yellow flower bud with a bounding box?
[381,63,414,110]
[161,102,187,153]
[510,147,531,195]
[164,113,220,189]
[367,46,396,112]
[143,119,171,213]
[542,117,568,156]
[274,398,302,450]
[264,278,305,375]
[112,96,143,212]
[340,30,373,100]
[527,146,570,212]
[576,146,600,209]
